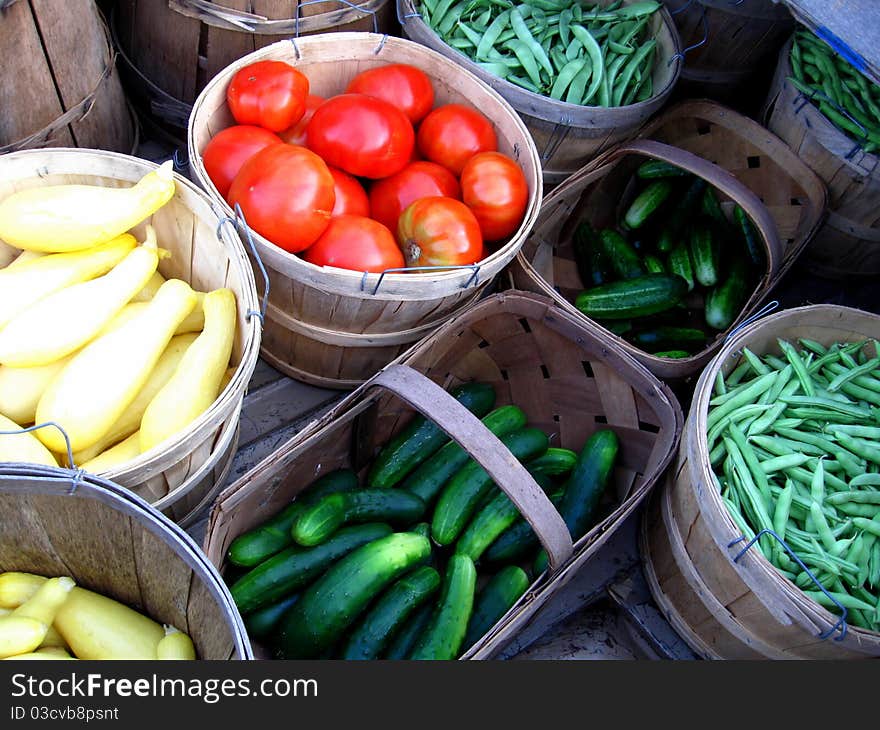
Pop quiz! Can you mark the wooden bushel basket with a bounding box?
[0,463,251,659]
[764,36,880,279]
[204,292,682,659]
[642,304,880,659]
[398,0,682,187]
[0,0,137,155]
[111,0,396,144]
[189,33,542,390]
[511,100,826,380]
[0,149,262,527]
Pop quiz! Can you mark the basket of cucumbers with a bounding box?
[204,291,682,659]
[513,100,827,379]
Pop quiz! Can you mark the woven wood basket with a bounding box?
[511,100,827,380]
[204,291,682,659]
[189,32,542,389]
[642,304,880,659]
[0,148,261,527]
[763,36,880,279]
[111,0,396,144]
[398,0,682,187]
[0,0,136,155]
[0,463,251,659]
[661,0,794,106]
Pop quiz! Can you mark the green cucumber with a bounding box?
[483,489,564,565]
[401,405,527,505]
[533,429,619,574]
[701,187,727,226]
[689,222,720,287]
[601,319,633,336]
[384,603,434,659]
[598,229,645,279]
[367,382,496,488]
[623,180,673,229]
[226,469,358,567]
[292,490,426,547]
[244,593,300,642]
[643,254,665,274]
[462,566,530,651]
[409,554,477,660]
[454,467,556,562]
[630,326,707,351]
[572,221,606,287]
[575,274,688,320]
[525,448,578,477]
[733,205,765,268]
[636,159,691,179]
[431,426,550,546]
[705,258,749,331]
[340,566,441,660]
[230,523,393,614]
[653,350,690,359]
[667,242,694,292]
[656,176,707,252]
[274,531,432,659]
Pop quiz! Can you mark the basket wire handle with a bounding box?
[369,364,574,572]
[294,0,379,36]
[668,3,708,67]
[360,264,480,295]
[724,300,779,356]
[216,203,269,327]
[791,83,871,160]
[0,421,82,490]
[728,528,848,641]
[397,0,421,25]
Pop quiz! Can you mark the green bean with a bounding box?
[827,356,880,392]
[823,361,880,396]
[437,0,467,34]
[778,338,814,396]
[850,473,880,488]
[724,436,773,530]
[597,62,612,106]
[773,427,864,479]
[783,465,849,495]
[477,61,514,77]
[634,72,652,102]
[506,39,543,88]
[833,431,880,466]
[852,517,880,539]
[557,7,572,46]
[774,418,805,431]
[722,496,756,542]
[836,502,880,519]
[714,371,727,398]
[828,492,880,506]
[456,20,485,49]
[612,38,655,106]
[510,8,554,79]
[475,9,512,60]
[762,354,789,372]
[799,338,827,356]
[706,371,778,432]
[448,36,475,50]
[780,395,872,419]
[565,63,593,105]
[773,481,795,543]
[707,404,770,452]
[804,590,876,614]
[725,359,754,387]
[569,25,604,104]
[549,57,587,100]
[759,453,811,475]
[507,74,541,93]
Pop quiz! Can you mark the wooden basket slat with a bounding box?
[642,304,880,659]
[204,291,682,658]
[0,149,260,526]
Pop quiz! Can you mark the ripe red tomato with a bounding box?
[416,104,498,175]
[277,94,324,146]
[369,161,461,233]
[303,215,404,273]
[397,196,484,268]
[227,60,309,132]
[306,94,414,179]
[345,64,435,125]
[328,167,370,218]
[201,125,281,199]
[460,151,529,241]
[227,144,335,254]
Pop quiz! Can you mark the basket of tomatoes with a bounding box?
[188,32,543,389]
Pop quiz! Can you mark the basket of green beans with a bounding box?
[398,0,682,184]
[649,304,880,659]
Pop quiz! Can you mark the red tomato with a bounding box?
[328,167,370,218]
[345,64,435,125]
[416,104,498,175]
[397,196,484,268]
[227,144,335,254]
[306,94,414,179]
[277,94,324,146]
[227,60,309,132]
[460,151,529,241]
[369,161,461,233]
[201,125,281,199]
[303,215,404,273]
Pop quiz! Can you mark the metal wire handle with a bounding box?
[668,3,708,67]
[215,203,269,327]
[792,84,874,161]
[728,528,848,641]
[360,264,481,295]
[295,0,379,35]
[724,300,779,357]
[0,421,79,482]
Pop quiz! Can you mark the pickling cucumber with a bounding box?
[623,180,673,229]
[575,274,687,320]
[462,566,530,651]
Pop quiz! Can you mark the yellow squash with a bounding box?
[117,292,205,335]
[0,414,57,467]
[35,279,197,452]
[4,650,75,660]
[80,431,141,474]
[0,228,161,368]
[5,250,45,269]
[0,616,47,658]
[68,333,198,465]
[156,626,196,660]
[13,576,75,627]
[139,288,235,452]
[132,270,166,302]
[0,572,44,608]
[0,160,175,252]
[0,234,136,330]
